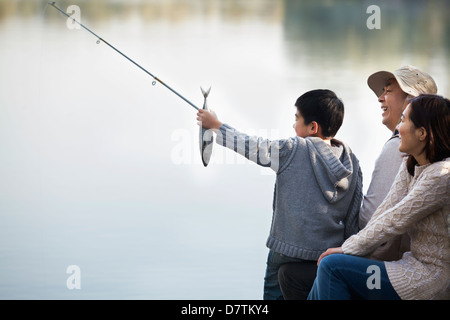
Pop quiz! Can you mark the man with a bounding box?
[360,65,437,261]
[278,65,438,299]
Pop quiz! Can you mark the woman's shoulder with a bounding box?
[422,158,450,181]
[428,158,450,171]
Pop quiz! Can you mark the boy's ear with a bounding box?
[310,121,319,135]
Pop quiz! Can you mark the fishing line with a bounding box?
[48,1,200,111]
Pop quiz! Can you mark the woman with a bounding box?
[308,94,450,300]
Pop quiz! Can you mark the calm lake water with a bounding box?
[0,0,449,299]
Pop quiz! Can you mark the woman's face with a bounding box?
[398,104,427,159]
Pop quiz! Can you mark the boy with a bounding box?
[197,89,363,300]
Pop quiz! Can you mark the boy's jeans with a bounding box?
[307,253,400,300]
[263,250,307,300]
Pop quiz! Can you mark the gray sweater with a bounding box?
[359,134,404,228]
[217,124,363,261]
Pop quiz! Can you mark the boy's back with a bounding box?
[216,125,362,260]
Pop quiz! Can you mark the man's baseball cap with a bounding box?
[367,65,437,97]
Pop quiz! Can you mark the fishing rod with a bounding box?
[48,2,215,166]
[48,1,200,111]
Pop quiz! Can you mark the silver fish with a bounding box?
[199,87,213,167]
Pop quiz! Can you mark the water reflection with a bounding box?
[283,0,449,70]
[2,0,448,92]
[0,0,449,299]
[0,0,284,23]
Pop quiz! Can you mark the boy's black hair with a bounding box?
[295,89,344,138]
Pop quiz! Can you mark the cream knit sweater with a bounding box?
[342,158,450,300]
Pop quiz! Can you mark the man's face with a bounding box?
[378,79,408,132]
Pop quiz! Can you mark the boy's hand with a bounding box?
[197,109,222,130]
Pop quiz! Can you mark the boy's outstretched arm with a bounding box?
[196,109,294,172]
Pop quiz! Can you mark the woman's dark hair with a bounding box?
[295,89,344,138]
[406,94,450,175]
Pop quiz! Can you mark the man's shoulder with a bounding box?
[382,134,401,152]
[373,135,404,174]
